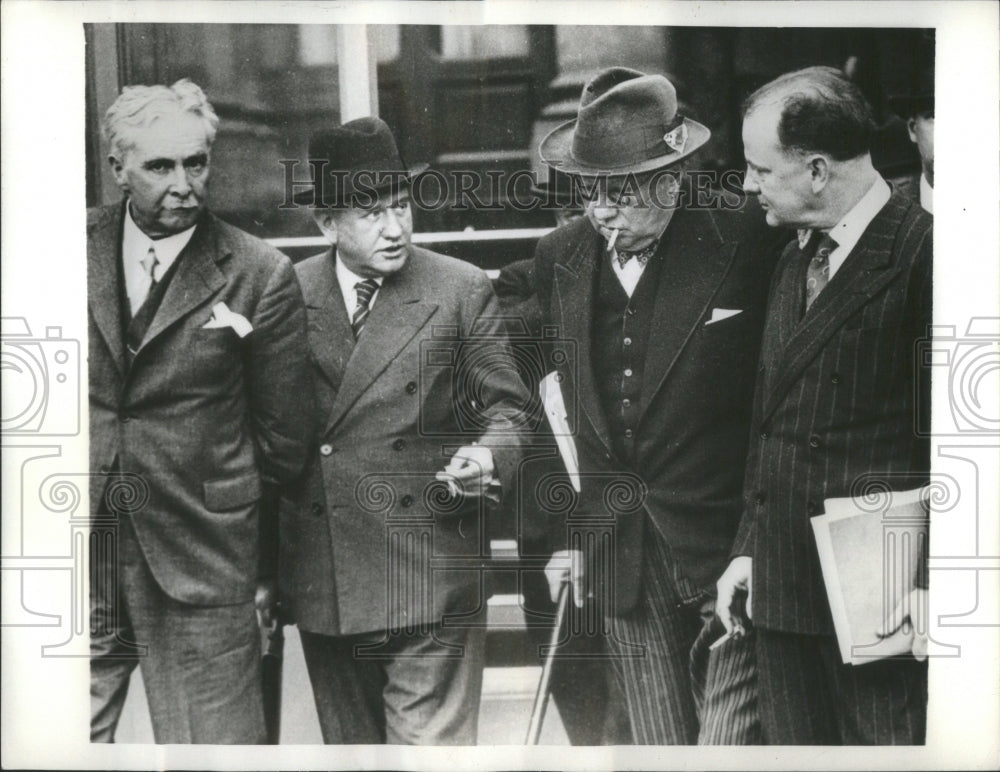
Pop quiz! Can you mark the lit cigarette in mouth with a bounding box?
[606,228,620,253]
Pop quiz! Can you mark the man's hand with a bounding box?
[255,579,277,629]
[436,444,495,498]
[876,587,928,661]
[545,549,585,608]
[716,556,753,635]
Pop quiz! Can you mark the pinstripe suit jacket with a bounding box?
[732,191,933,635]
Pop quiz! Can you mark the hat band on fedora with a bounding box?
[571,114,687,170]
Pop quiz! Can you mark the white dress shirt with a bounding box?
[335,253,383,316]
[919,174,933,214]
[610,251,649,297]
[798,175,892,282]
[121,204,196,314]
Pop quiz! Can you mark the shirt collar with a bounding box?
[334,251,383,312]
[796,175,892,256]
[335,252,383,291]
[122,202,197,278]
[920,173,933,214]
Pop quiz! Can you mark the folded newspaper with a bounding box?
[539,371,580,492]
[811,486,928,665]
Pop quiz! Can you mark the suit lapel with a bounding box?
[761,196,907,422]
[552,228,614,453]
[87,204,127,377]
[135,214,226,355]
[638,208,733,418]
[325,251,438,433]
[301,250,355,391]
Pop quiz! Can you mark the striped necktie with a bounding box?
[351,279,379,338]
[135,244,160,312]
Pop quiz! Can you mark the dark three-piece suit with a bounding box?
[529,203,783,743]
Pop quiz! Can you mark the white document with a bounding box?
[811,486,928,665]
[539,371,581,492]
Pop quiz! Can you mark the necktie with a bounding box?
[804,231,837,311]
[126,246,163,359]
[134,245,160,313]
[351,279,379,338]
[615,238,660,268]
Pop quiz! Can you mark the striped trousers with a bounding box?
[604,522,760,744]
[755,628,927,744]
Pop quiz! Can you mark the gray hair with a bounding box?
[103,78,219,159]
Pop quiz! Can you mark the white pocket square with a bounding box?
[202,302,253,338]
[706,308,743,325]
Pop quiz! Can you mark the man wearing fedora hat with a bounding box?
[279,116,528,744]
[533,67,783,744]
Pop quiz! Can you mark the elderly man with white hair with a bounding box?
[88,78,314,744]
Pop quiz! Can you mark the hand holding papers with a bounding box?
[811,486,929,665]
[539,371,580,492]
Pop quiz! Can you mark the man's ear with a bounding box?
[108,153,127,191]
[906,117,919,143]
[312,209,338,244]
[808,155,831,193]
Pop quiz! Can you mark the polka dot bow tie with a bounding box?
[615,239,660,268]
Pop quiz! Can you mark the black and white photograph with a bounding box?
[1,1,998,770]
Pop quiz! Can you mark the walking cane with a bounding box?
[525,578,570,745]
[261,616,284,744]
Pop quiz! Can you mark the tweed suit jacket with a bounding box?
[88,203,315,605]
[732,191,933,635]
[531,204,782,614]
[280,246,528,637]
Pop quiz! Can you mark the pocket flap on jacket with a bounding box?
[203,472,263,511]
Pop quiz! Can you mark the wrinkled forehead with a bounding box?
[120,108,212,155]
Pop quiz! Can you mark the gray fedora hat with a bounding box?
[539,67,710,177]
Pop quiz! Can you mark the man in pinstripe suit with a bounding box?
[717,66,932,744]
